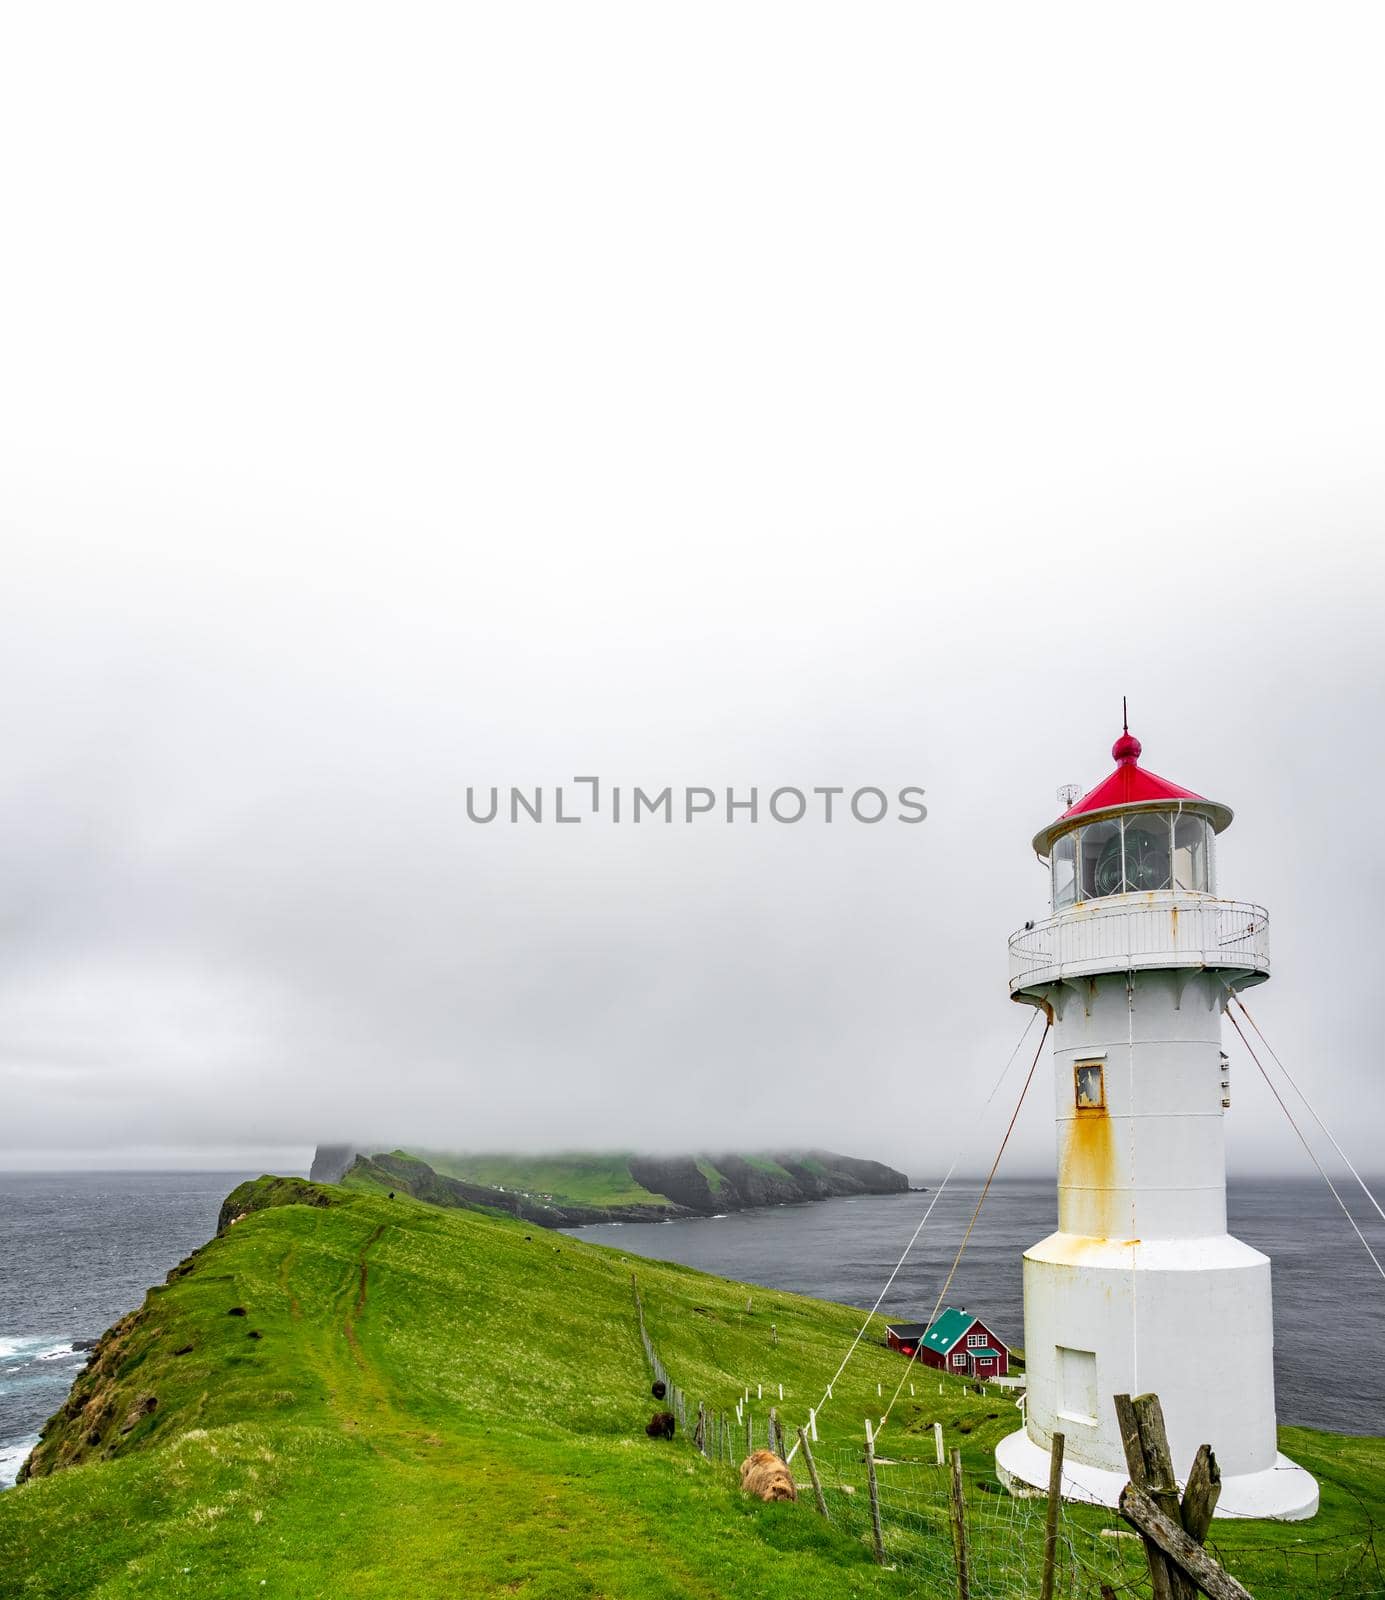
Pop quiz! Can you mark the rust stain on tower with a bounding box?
[1059,1104,1117,1240]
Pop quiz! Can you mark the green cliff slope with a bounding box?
[1,1180,1379,1599]
[332,1146,911,1226]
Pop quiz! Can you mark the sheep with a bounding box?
[739,1449,797,1502]
[645,1411,676,1439]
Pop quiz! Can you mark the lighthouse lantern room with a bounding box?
[994,722,1319,1520]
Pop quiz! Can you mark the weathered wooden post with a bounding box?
[948,1446,971,1600]
[695,1401,706,1455]
[1116,1393,1240,1600]
[1115,1393,1180,1600]
[746,1410,753,1457]
[1119,1485,1252,1600]
[796,1425,829,1520]
[934,1420,945,1466]
[769,1407,779,1456]
[864,1420,885,1564]
[1039,1430,1066,1600]
[1180,1443,1222,1544]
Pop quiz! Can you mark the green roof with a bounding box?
[920,1306,977,1353]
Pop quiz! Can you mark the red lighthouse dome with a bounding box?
[1032,723,1233,861]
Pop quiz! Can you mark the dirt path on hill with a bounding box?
[343,1223,387,1369]
[277,1244,301,1320]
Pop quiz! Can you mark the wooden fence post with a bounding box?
[1181,1443,1222,1542]
[1119,1486,1254,1600]
[948,1446,970,1600]
[934,1420,945,1465]
[746,1411,753,1457]
[1115,1393,1177,1600]
[865,1420,885,1564]
[1040,1430,1065,1600]
[797,1425,829,1520]
[769,1407,779,1457]
[1116,1393,1240,1600]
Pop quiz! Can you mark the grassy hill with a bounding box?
[320,1145,911,1225]
[416,1150,662,1207]
[2,1179,1380,1598]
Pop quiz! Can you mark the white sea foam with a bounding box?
[35,1344,75,1363]
[0,1436,38,1490]
[0,1336,53,1364]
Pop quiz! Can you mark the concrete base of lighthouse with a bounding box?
[991,1433,1317,1516]
[995,1429,1319,1520]
[995,1232,1319,1521]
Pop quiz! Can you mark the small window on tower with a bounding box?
[1057,1346,1098,1425]
[1074,1062,1105,1110]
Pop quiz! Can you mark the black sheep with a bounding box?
[645,1411,676,1439]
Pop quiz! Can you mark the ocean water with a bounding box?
[570,1175,1385,1440]
[1,1171,1380,1489]
[0,1171,259,1488]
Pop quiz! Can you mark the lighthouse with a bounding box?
[994,723,1318,1520]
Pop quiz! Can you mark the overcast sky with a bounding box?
[2,5,1383,1185]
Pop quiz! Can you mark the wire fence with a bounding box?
[806,1440,1152,1600]
[632,1276,1385,1600]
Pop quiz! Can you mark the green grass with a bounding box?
[695,1160,726,1195]
[741,1155,797,1181]
[404,1150,662,1208]
[1,1179,1380,1599]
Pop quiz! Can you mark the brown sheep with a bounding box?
[645,1410,676,1439]
[739,1449,797,1502]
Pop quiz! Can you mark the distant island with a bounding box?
[307,1145,912,1228]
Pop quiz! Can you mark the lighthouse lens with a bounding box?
[1078,818,1122,899]
[1093,833,1124,896]
[1123,820,1172,891]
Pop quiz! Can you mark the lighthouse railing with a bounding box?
[1008,896,1270,990]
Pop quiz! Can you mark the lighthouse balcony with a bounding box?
[1008,894,1269,994]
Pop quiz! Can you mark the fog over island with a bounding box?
[2,8,1383,1183]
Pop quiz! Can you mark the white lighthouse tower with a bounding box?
[995,722,1318,1520]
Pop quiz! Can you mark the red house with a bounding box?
[885,1306,1010,1379]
